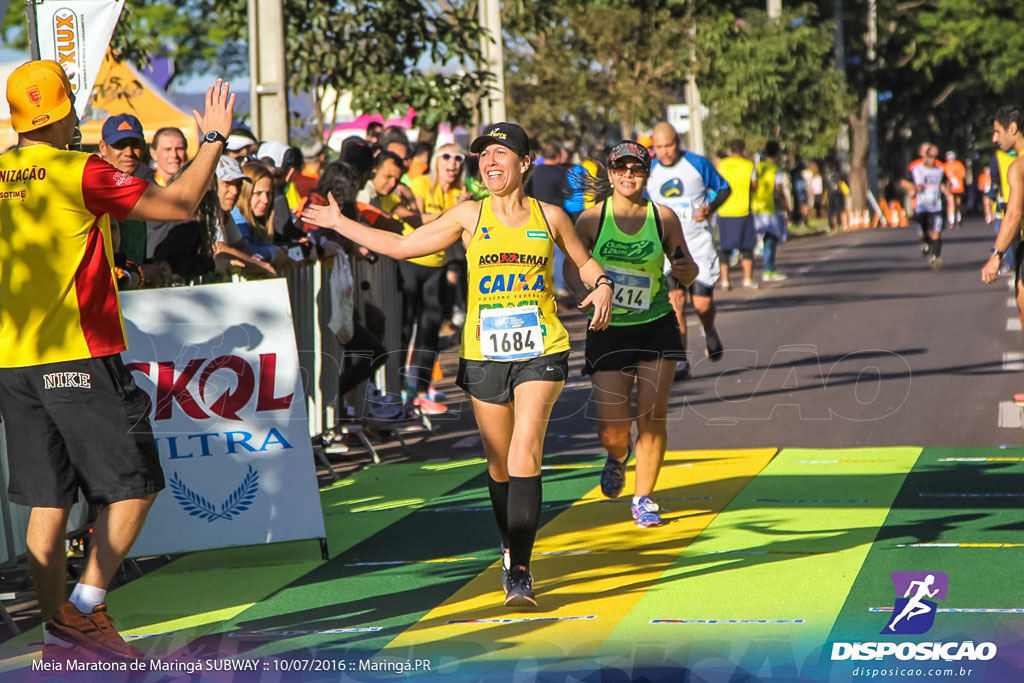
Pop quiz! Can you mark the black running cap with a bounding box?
[471,122,530,157]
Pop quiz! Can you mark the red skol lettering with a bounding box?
[128,354,294,421]
[199,355,254,421]
[155,359,209,420]
[257,353,294,411]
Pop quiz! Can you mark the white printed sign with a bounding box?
[121,280,326,558]
[34,0,124,117]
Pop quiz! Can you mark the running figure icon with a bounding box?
[887,574,939,632]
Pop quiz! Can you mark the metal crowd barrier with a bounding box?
[285,254,405,431]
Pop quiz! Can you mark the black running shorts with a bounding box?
[0,354,165,507]
[584,313,686,375]
[915,211,944,233]
[665,274,715,297]
[1015,242,1024,290]
[456,351,570,405]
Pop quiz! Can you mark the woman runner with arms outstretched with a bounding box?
[303,123,613,607]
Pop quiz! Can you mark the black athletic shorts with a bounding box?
[1015,242,1024,290]
[584,313,686,375]
[0,354,164,508]
[665,274,715,297]
[915,211,944,233]
[717,215,757,252]
[456,351,570,405]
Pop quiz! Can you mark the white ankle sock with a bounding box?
[69,583,106,614]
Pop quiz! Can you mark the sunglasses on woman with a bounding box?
[440,153,465,162]
[610,163,647,176]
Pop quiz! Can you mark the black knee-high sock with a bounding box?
[508,475,542,569]
[487,475,510,550]
[932,237,942,258]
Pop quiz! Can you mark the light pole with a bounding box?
[866,0,878,196]
[247,0,289,142]
[834,0,850,174]
[478,0,506,125]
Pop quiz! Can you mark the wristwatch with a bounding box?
[991,247,1005,258]
[204,130,228,146]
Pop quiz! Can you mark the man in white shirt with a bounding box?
[647,122,732,377]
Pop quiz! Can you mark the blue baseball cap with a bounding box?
[102,114,145,145]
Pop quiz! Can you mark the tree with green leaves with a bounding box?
[4,0,492,138]
[506,0,694,152]
[696,5,851,158]
[215,0,493,136]
[505,0,850,160]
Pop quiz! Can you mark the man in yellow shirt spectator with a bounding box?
[715,139,757,288]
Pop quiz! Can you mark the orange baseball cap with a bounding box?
[6,60,74,133]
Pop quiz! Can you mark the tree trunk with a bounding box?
[848,96,870,211]
[619,118,635,141]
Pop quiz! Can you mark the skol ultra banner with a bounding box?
[33,0,125,117]
[121,280,327,557]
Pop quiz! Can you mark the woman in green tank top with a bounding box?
[565,141,698,527]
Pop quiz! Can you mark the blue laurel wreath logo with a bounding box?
[170,465,259,522]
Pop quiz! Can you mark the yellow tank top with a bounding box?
[997,150,1015,205]
[752,161,778,214]
[717,156,755,217]
[461,197,570,361]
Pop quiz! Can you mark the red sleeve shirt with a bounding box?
[82,156,149,220]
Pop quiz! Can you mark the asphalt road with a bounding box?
[331,218,1023,473]
[582,217,1021,449]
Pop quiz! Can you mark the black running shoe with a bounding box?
[600,445,631,498]
[674,360,691,380]
[705,328,724,362]
[505,565,537,607]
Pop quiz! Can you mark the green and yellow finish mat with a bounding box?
[2,447,1022,681]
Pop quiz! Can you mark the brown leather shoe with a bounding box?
[46,601,143,661]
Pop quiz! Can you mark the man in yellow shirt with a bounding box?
[715,139,757,288]
[0,60,235,664]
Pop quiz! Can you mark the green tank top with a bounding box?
[753,161,779,214]
[591,198,671,326]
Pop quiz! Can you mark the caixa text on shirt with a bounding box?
[126,353,293,422]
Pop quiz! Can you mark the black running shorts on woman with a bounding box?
[457,351,570,405]
[584,313,685,375]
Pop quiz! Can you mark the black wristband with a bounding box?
[595,274,614,289]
